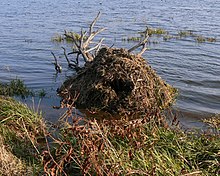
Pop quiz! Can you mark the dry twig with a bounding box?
[128,27,149,56]
[63,12,106,67]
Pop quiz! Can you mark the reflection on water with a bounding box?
[0,0,220,127]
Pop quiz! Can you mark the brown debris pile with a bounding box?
[58,47,177,119]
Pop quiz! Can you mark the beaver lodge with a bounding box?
[55,12,177,119]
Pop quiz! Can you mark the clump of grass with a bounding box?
[163,35,174,41]
[203,114,220,133]
[65,31,82,42]
[178,30,194,37]
[122,36,142,42]
[147,28,167,36]
[206,37,217,42]
[0,96,45,175]
[122,27,167,43]
[123,28,217,44]
[43,112,220,176]
[176,30,217,43]
[51,33,64,42]
[195,36,217,43]
[195,35,206,43]
[37,89,47,98]
[0,135,33,176]
[0,79,47,98]
[52,31,84,43]
[0,79,32,98]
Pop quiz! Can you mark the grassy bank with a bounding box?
[43,114,220,176]
[0,96,45,175]
[0,96,219,175]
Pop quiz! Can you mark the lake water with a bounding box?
[0,0,220,128]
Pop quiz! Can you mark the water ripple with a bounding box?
[0,0,220,122]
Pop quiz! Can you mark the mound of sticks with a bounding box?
[56,12,177,119]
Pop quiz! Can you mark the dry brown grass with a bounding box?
[0,96,219,176]
[42,108,220,176]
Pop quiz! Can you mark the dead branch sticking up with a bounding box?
[52,13,150,73]
[64,12,106,70]
[128,27,149,56]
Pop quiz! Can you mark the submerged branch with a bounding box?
[51,52,62,73]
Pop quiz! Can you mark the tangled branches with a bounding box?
[52,12,149,72]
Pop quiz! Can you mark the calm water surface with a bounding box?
[0,0,220,127]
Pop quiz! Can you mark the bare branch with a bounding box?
[89,11,101,36]
[128,35,149,54]
[95,40,103,56]
[62,47,79,67]
[84,28,106,49]
[51,52,57,64]
[85,38,104,54]
[138,47,148,56]
[128,27,149,56]
[64,30,80,48]
[51,52,62,73]
[75,53,80,65]
[80,29,87,49]
[68,49,80,55]
[61,47,71,66]
[55,12,107,72]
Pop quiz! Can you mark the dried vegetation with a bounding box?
[58,47,177,119]
[55,13,177,119]
[0,135,32,176]
[45,13,220,176]
[0,13,219,176]
[0,88,219,176]
[42,111,220,176]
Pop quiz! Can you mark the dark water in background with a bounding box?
[0,0,220,128]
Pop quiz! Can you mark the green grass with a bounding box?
[178,30,194,37]
[43,115,220,176]
[147,28,167,36]
[0,96,45,175]
[0,79,48,98]
[52,31,84,43]
[122,36,142,42]
[0,89,219,175]
[0,79,32,98]
[122,28,217,45]
[0,96,219,175]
